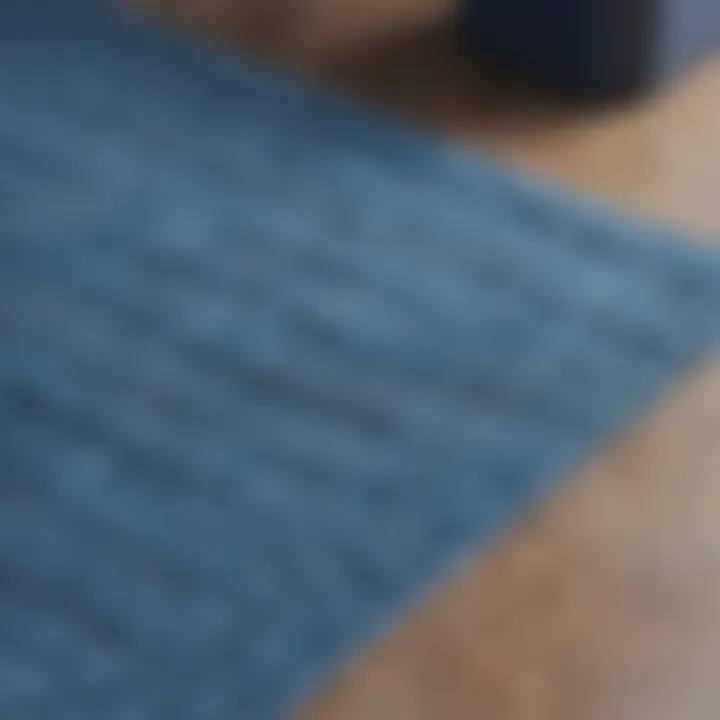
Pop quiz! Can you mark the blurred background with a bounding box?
[138,0,720,235]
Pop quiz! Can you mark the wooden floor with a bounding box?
[139,2,720,717]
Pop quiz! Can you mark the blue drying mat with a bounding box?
[2,1,720,717]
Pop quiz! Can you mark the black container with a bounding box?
[462,0,720,98]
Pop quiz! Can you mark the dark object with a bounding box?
[462,0,720,97]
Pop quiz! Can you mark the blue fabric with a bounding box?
[2,2,720,718]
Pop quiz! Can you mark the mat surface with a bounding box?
[2,2,720,718]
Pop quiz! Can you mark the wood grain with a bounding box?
[134,2,720,717]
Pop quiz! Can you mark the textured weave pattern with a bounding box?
[3,2,720,718]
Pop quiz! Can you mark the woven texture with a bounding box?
[3,2,720,718]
